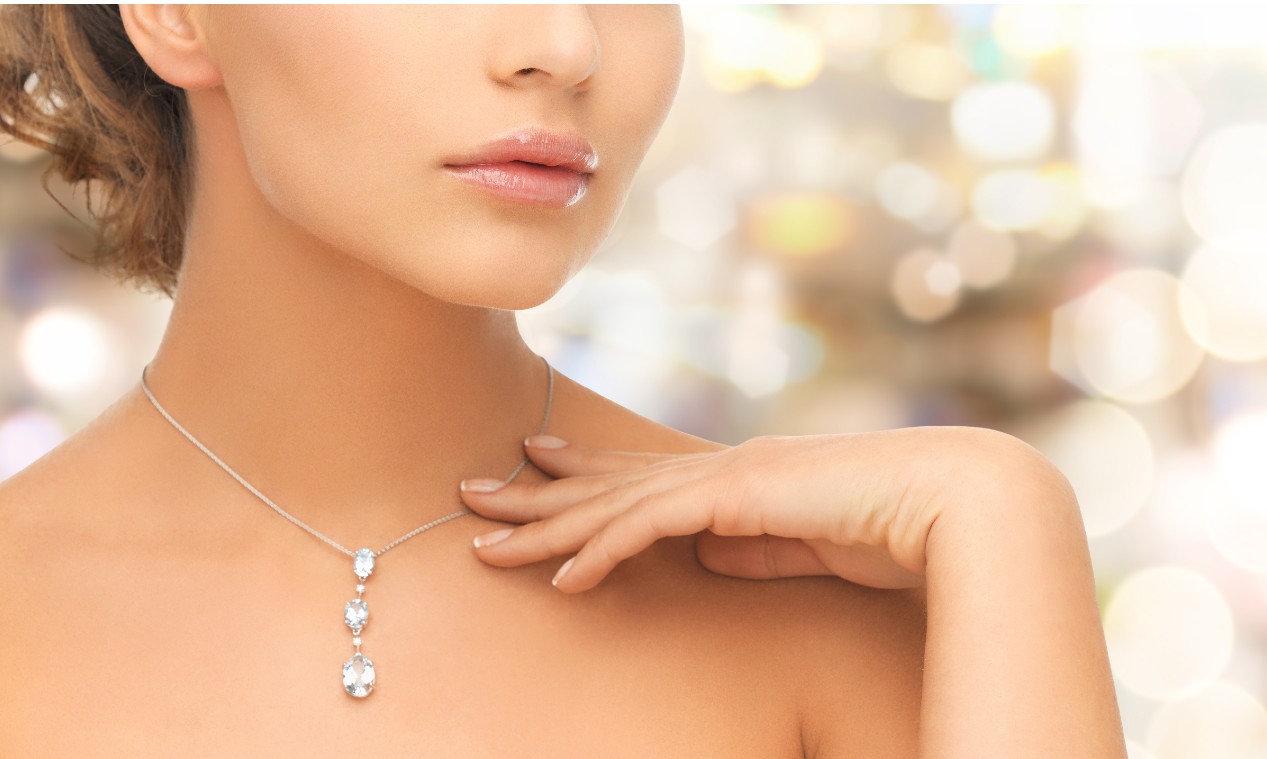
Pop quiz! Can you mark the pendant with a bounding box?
[342,547,377,698]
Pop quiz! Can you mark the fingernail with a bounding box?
[525,434,567,449]
[552,556,575,587]
[461,478,505,492]
[473,528,514,549]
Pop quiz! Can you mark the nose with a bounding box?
[486,4,600,94]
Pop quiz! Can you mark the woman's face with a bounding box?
[187,5,684,309]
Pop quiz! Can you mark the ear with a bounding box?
[117,4,222,90]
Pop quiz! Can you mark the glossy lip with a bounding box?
[441,127,597,208]
[441,127,598,175]
[441,161,590,208]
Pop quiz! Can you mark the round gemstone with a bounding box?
[343,652,375,698]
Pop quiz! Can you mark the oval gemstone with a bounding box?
[353,548,375,580]
[343,652,375,698]
[344,598,369,632]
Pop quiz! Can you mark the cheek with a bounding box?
[209,6,666,311]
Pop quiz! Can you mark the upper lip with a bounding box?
[442,127,598,174]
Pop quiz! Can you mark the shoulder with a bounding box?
[0,386,156,572]
[552,370,927,756]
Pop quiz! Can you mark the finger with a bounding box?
[552,478,717,593]
[470,460,705,568]
[693,532,836,580]
[522,434,711,478]
[460,451,702,523]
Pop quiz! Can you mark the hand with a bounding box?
[459,426,1059,593]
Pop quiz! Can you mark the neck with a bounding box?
[138,130,553,550]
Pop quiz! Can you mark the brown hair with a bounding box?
[0,4,191,299]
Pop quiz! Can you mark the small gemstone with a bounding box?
[355,583,365,594]
[343,652,375,698]
[352,636,362,647]
[344,598,369,632]
[353,548,375,580]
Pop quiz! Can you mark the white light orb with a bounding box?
[1104,566,1234,701]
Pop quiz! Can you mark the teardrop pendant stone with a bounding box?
[344,598,368,633]
[353,548,375,580]
[343,652,376,698]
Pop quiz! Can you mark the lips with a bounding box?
[442,127,598,175]
[441,127,597,208]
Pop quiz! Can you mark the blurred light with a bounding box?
[885,41,968,101]
[587,270,673,359]
[22,71,66,117]
[946,219,1016,288]
[1023,400,1154,538]
[1147,451,1215,546]
[674,308,822,390]
[1125,738,1159,759]
[1179,237,1267,361]
[1098,180,1184,254]
[812,5,913,72]
[655,165,738,249]
[697,6,780,92]
[675,305,730,379]
[924,259,961,297]
[764,24,825,89]
[1211,410,1267,520]
[993,6,1081,57]
[1203,410,1267,574]
[1052,269,1204,403]
[876,162,940,221]
[17,307,114,396]
[1104,566,1234,701]
[727,260,789,398]
[971,169,1053,232]
[779,321,825,383]
[891,247,961,323]
[0,408,65,479]
[747,192,855,258]
[698,8,823,91]
[1147,682,1267,759]
[1084,5,1267,50]
[1036,163,1090,240]
[951,82,1055,162]
[1205,485,1267,575]
[1182,124,1267,242]
[1074,58,1204,209]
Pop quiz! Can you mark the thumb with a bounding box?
[693,531,836,580]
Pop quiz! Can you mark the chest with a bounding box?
[0,532,804,758]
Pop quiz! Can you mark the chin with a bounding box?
[419,267,579,312]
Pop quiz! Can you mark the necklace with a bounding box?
[137,353,555,699]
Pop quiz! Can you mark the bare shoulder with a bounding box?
[553,371,927,757]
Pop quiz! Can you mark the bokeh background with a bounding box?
[3,4,1267,756]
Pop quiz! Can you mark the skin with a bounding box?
[0,5,1126,756]
[116,3,685,545]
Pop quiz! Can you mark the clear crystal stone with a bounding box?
[353,548,375,580]
[344,598,368,632]
[355,583,365,594]
[352,636,361,647]
[343,652,375,698]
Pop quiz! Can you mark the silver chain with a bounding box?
[138,353,555,560]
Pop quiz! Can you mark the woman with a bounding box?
[0,5,1126,756]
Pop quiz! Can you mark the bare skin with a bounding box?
[0,1,1130,754]
[1,5,934,756]
[0,374,927,757]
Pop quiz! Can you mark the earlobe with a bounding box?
[117,4,222,91]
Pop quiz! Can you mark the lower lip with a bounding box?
[441,161,590,208]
